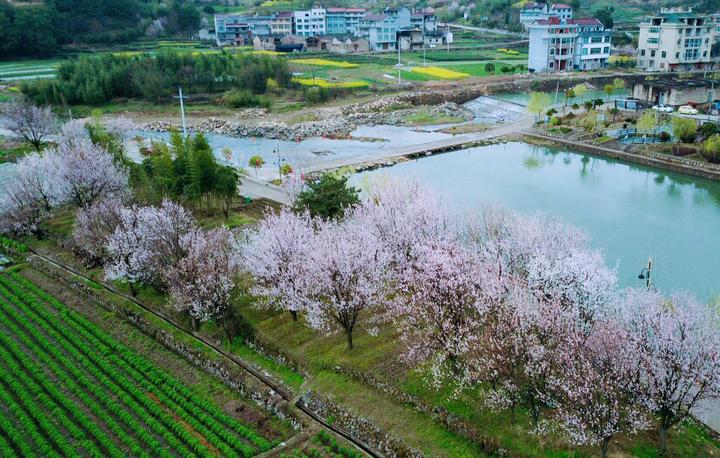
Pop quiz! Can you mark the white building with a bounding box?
[519,3,573,30]
[637,7,715,72]
[293,7,326,37]
[357,13,398,51]
[528,17,611,72]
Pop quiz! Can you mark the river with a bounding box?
[351,141,720,299]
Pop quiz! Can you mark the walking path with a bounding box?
[238,116,535,203]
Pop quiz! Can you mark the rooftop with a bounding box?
[326,7,366,13]
[637,78,715,90]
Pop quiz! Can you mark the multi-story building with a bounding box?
[358,13,398,51]
[519,3,573,30]
[528,17,611,72]
[410,7,437,32]
[214,14,272,45]
[269,11,293,35]
[637,7,715,72]
[326,7,366,35]
[293,7,327,36]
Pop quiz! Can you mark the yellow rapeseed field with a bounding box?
[291,58,359,68]
[410,66,469,79]
[294,77,369,88]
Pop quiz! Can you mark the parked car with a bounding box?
[652,104,673,113]
[678,105,699,115]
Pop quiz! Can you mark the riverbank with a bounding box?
[522,130,720,181]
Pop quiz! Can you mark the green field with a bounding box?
[0,271,275,457]
[0,60,64,81]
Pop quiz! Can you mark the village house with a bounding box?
[326,36,370,53]
[269,12,293,35]
[637,7,716,71]
[326,7,366,35]
[293,7,327,36]
[357,13,398,51]
[528,17,612,72]
[519,3,573,30]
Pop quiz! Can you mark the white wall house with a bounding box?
[528,17,611,72]
[637,7,715,72]
[520,3,573,30]
[293,7,326,36]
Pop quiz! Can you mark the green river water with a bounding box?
[354,141,720,299]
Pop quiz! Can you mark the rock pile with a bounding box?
[142,102,471,140]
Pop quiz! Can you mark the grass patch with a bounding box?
[404,111,465,125]
[228,340,305,391]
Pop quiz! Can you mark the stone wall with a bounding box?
[299,391,422,458]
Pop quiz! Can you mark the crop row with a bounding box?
[0,333,105,458]
[6,272,272,451]
[0,281,204,458]
[0,288,156,457]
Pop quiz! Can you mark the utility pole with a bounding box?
[397,39,402,84]
[174,86,188,137]
[638,257,653,289]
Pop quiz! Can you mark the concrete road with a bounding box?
[238,175,292,205]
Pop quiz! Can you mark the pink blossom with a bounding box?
[242,208,315,319]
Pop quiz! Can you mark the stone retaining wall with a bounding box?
[525,130,720,181]
[299,391,422,458]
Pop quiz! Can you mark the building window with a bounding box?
[641,49,646,56]
[649,27,660,33]
[604,47,609,53]
[648,38,658,44]
[661,51,666,58]
[650,50,656,57]
[676,52,680,58]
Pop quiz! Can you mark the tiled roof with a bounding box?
[551,3,572,9]
[326,7,366,13]
[569,17,602,25]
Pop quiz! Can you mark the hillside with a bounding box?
[0,0,201,58]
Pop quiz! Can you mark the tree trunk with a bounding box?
[223,314,233,342]
[290,310,298,321]
[191,316,198,332]
[658,424,669,456]
[346,328,354,350]
[600,437,611,458]
[128,282,137,297]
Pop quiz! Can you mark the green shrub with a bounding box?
[701,134,720,163]
[221,89,271,109]
[672,117,698,143]
[699,122,718,138]
[303,86,331,105]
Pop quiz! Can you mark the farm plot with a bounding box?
[0,272,274,458]
[0,60,62,81]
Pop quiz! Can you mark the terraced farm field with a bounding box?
[0,272,276,457]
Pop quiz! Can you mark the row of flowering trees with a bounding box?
[243,178,720,456]
[0,125,129,236]
[73,198,240,336]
